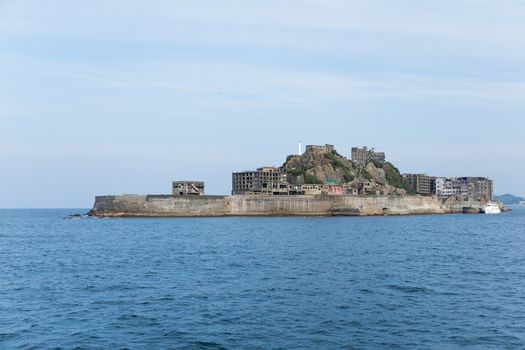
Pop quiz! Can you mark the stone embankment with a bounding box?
[90,194,487,217]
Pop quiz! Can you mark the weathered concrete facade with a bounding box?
[434,177,493,200]
[172,181,205,196]
[91,194,488,217]
[402,173,434,195]
[351,146,386,166]
[232,167,289,195]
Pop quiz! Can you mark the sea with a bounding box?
[1,208,524,349]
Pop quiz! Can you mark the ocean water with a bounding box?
[1,209,525,349]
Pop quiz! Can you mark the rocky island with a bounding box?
[90,144,497,217]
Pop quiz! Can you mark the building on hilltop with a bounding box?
[402,173,435,195]
[232,167,290,195]
[305,144,335,153]
[351,146,385,166]
[434,177,493,201]
[172,181,205,196]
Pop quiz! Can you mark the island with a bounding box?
[90,144,499,217]
[494,194,525,206]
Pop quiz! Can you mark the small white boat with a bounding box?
[483,203,501,214]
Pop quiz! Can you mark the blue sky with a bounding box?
[1,0,524,207]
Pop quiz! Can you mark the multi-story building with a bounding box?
[351,146,386,166]
[402,173,435,195]
[434,177,493,200]
[434,177,450,196]
[467,177,493,201]
[172,181,205,196]
[232,167,289,195]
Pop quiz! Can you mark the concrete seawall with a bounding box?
[91,194,486,217]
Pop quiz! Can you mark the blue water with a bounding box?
[1,209,525,349]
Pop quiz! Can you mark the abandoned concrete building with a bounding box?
[402,173,435,195]
[305,144,335,153]
[434,177,493,201]
[172,181,205,196]
[351,146,386,166]
[231,167,290,195]
[298,184,347,196]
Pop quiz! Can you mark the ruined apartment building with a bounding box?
[351,146,386,166]
[402,173,434,195]
[434,177,493,201]
[232,167,289,195]
[172,181,205,196]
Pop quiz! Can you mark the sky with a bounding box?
[0,0,524,208]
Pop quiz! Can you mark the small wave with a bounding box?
[450,334,523,347]
[0,332,18,341]
[163,330,190,338]
[91,299,126,305]
[359,288,374,294]
[387,284,433,293]
[182,340,228,350]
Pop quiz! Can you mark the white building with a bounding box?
[434,177,449,196]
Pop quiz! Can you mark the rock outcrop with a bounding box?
[282,145,413,195]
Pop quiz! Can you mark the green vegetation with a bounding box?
[287,163,316,180]
[371,159,383,168]
[384,162,415,194]
[325,152,352,171]
[304,174,322,184]
[330,149,344,157]
[324,151,344,169]
[285,155,295,163]
[288,168,305,176]
[341,166,354,183]
[361,169,372,180]
[343,173,355,183]
[323,151,357,183]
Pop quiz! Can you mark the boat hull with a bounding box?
[483,204,501,214]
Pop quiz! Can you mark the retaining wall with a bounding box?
[91,194,486,217]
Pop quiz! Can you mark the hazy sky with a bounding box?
[1,0,524,207]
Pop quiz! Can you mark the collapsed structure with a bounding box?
[172,181,205,196]
[232,167,289,195]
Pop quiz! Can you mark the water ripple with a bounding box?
[1,209,525,349]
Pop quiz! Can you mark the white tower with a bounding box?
[298,141,302,155]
